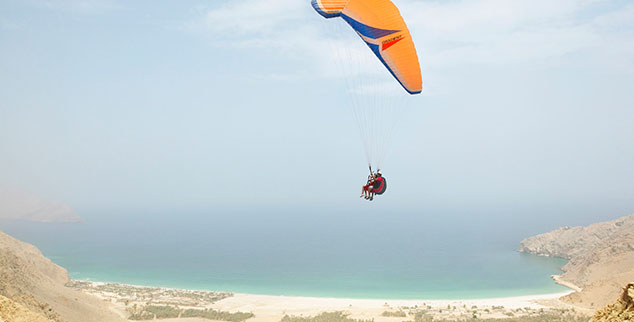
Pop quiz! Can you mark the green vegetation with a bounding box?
[182,308,254,321]
[411,310,434,322]
[67,281,232,305]
[128,305,180,319]
[405,312,589,322]
[381,310,407,317]
[281,311,373,322]
[128,305,253,321]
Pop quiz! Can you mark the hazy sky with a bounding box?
[1,0,633,224]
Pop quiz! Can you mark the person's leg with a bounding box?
[360,186,365,198]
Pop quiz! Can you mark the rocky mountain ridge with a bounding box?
[0,229,124,322]
[0,187,81,222]
[520,213,634,309]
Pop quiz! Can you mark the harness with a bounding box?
[367,165,387,195]
[373,177,387,195]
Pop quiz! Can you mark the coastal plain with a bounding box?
[70,281,581,322]
[3,213,634,321]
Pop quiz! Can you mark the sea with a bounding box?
[0,207,570,300]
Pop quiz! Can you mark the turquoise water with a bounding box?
[0,209,569,299]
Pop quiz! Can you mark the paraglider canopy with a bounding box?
[312,0,423,177]
[312,0,422,94]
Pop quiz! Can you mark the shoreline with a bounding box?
[552,274,583,292]
[70,280,584,321]
[220,290,576,308]
[73,279,575,303]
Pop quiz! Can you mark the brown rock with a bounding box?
[592,283,634,322]
[521,213,634,309]
[0,295,54,322]
[0,229,125,322]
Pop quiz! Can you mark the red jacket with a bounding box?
[372,177,384,192]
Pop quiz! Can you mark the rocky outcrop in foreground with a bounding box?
[520,213,634,310]
[0,229,124,322]
[0,295,53,322]
[592,283,634,321]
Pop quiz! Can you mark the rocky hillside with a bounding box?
[592,283,634,321]
[0,229,124,322]
[520,213,634,309]
[0,295,53,322]
[520,214,634,259]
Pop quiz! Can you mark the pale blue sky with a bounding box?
[1,0,633,224]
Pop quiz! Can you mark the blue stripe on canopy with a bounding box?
[341,14,400,39]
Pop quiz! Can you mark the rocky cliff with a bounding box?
[592,283,634,322]
[520,213,634,309]
[0,229,124,322]
[0,295,54,322]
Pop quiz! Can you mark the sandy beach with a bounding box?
[552,274,583,292]
[70,281,585,321]
[214,292,575,321]
[215,291,582,321]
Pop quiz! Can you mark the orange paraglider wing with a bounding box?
[312,0,422,94]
